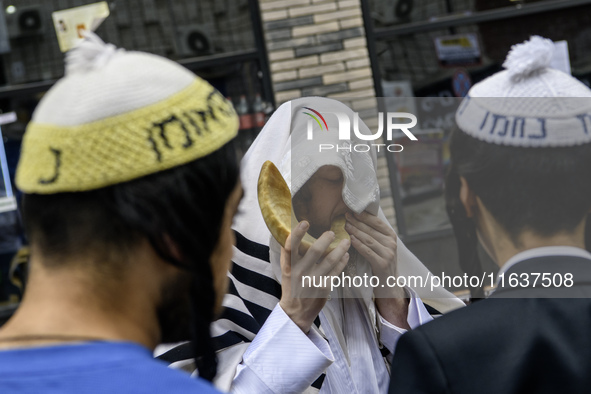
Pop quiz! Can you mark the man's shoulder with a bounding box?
[408,297,514,347]
[411,294,591,344]
[392,296,591,393]
[73,347,223,393]
[400,294,591,373]
[0,342,222,394]
[129,357,220,393]
[413,252,591,345]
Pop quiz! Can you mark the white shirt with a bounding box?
[231,288,432,394]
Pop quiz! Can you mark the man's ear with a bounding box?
[459,177,477,218]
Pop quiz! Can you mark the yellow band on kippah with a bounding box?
[16,78,238,194]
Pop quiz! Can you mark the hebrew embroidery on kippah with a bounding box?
[455,36,591,147]
[16,33,239,194]
[38,148,61,185]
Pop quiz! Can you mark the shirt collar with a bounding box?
[498,246,591,279]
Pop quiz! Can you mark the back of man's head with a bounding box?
[14,32,239,381]
[451,36,591,245]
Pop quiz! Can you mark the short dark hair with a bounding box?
[449,128,591,243]
[21,139,239,381]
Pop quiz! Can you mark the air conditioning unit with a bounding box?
[372,0,415,26]
[175,25,215,58]
[6,5,44,39]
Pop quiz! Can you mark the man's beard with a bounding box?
[157,272,194,343]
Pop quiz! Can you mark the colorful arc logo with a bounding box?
[303,107,329,131]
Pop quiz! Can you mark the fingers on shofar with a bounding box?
[324,238,350,276]
[345,212,397,262]
[288,221,309,254]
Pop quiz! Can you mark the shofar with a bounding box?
[258,160,349,256]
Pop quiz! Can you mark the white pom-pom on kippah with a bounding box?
[456,35,591,147]
[503,35,555,81]
[65,30,124,75]
[33,31,195,127]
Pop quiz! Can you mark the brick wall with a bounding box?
[259,0,397,229]
[260,0,374,103]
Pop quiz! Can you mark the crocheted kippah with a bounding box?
[455,36,591,147]
[16,32,238,194]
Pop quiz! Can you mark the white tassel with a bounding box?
[65,30,124,75]
[503,35,554,81]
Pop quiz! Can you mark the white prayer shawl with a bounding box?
[159,97,464,392]
[237,97,462,308]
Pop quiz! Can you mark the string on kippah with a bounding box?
[503,35,555,82]
[65,30,124,75]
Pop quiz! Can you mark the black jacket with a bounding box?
[389,255,591,394]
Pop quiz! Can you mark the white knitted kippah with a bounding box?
[16,31,238,193]
[456,36,591,147]
[34,32,196,127]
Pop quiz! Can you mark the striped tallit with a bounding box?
[158,98,464,392]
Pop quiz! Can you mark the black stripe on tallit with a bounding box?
[310,318,328,392]
[313,316,321,329]
[158,331,253,363]
[218,305,261,336]
[235,231,270,262]
[212,330,252,350]
[423,302,442,316]
[227,280,274,326]
[311,316,328,344]
[157,342,193,363]
[230,261,282,299]
[312,374,326,390]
